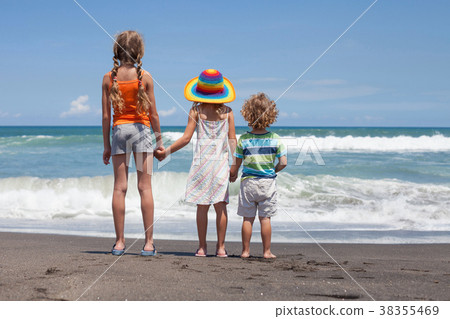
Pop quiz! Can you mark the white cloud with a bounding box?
[364,115,383,121]
[280,112,300,119]
[159,107,177,117]
[422,90,450,102]
[0,111,20,118]
[61,95,91,118]
[279,111,299,119]
[422,90,450,98]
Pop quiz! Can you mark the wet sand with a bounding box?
[0,232,448,301]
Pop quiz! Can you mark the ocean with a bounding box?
[1,126,449,243]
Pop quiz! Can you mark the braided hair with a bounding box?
[109,55,123,113]
[109,31,151,115]
[135,57,151,114]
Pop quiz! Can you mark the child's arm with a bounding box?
[275,155,287,173]
[227,108,239,182]
[144,72,163,151]
[227,108,237,156]
[230,134,244,182]
[101,74,112,165]
[163,107,197,157]
[275,137,287,173]
[229,157,242,182]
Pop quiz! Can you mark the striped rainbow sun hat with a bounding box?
[184,69,235,104]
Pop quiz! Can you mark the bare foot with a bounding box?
[263,252,276,259]
[240,251,250,258]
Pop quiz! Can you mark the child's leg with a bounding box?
[135,152,155,251]
[241,217,255,258]
[196,204,210,254]
[259,217,276,258]
[112,154,129,250]
[213,201,228,255]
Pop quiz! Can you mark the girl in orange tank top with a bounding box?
[101,30,164,256]
[108,70,150,128]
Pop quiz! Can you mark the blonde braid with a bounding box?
[191,102,200,119]
[136,57,152,114]
[109,56,125,114]
[215,104,225,115]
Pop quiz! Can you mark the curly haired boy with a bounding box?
[230,93,287,258]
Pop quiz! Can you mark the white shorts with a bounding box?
[237,178,277,218]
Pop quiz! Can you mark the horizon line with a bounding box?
[0,125,449,129]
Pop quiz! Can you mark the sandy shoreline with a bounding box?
[0,231,448,301]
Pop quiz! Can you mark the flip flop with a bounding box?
[195,249,207,257]
[111,244,125,256]
[216,250,228,258]
[141,244,157,256]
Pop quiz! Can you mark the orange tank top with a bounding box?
[108,71,150,128]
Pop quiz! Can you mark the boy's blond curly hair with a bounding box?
[241,93,278,129]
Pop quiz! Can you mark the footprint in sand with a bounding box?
[45,267,60,275]
[307,293,360,300]
[328,275,345,280]
[400,268,430,273]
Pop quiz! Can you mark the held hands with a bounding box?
[104,145,166,164]
[229,171,238,183]
[154,145,166,161]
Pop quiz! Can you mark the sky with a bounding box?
[0,0,449,127]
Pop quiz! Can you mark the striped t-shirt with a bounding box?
[234,131,286,180]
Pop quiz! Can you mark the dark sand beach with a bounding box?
[0,232,448,301]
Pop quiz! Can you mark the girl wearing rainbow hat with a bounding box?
[156,69,236,257]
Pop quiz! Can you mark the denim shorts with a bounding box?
[111,123,153,155]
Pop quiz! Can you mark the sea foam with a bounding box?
[2,132,449,152]
[161,133,450,152]
[1,173,449,233]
